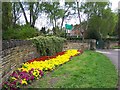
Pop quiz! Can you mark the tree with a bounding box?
[2,2,12,31]
[100,8,117,37]
[18,2,40,27]
[41,2,63,35]
[60,2,75,31]
[19,2,29,24]
[80,2,110,30]
[29,2,40,27]
[80,2,116,40]
[118,9,120,45]
[76,1,81,25]
[12,2,21,27]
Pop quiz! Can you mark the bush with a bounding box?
[30,36,66,56]
[103,37,118,41]
[2,25,40,40]
[85,29,101,40]
[66,36,82,40]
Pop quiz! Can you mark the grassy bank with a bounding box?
[25,50,118,88]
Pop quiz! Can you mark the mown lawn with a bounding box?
[25,50,118,88]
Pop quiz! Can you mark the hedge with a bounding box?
[2,25,40,40]
[30,36,66,56]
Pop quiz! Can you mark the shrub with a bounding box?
[85,29,101,40]
[30,36,66,56]
[66,36,82,40]
[2,25,40,40]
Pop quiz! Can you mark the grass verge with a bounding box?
[25,50,118,88]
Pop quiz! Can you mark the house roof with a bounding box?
[73,24,81,31]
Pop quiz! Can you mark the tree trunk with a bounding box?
[2,2,12,31]
[60,6,70,31]
[30,3,32,25]
[77,1,84,44]
[54,17,57,28]
[60,16,64,31]
[31,15,36,28]
[118,9,120,45]
[53,18,57,35]
[31,2,39,27]
[77,1,81,25]
[13,3,16,27]
[19,2,29,24]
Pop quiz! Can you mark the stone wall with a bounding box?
[63,39,96,51]
[63,40,118,50]
[1,40,39,85]
[110,41,119,48]
[0,39,96,88]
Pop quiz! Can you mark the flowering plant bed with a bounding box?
[26,50,118,88]
[2,49,83,90]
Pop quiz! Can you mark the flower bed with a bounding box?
[2,49,83,89]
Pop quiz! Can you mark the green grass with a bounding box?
[25,50,118,88]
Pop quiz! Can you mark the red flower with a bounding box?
[55,51,66,56]
[77,50,83,53]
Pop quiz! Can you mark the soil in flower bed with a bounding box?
[25,50,118,88]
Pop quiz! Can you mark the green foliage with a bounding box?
[41,2,66,28]
[81,2,118,40]
[2,2,12,31]
[85,28,101,40]
[2,25,39,40]
[52,26,62,36]
[30,36,66,56]
[59,30,66,37]
[118,10,120,45]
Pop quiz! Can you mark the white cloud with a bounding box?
[110,0,120,10]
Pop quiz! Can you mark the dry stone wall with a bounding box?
[63,39,96,51]
[1,40,39,85]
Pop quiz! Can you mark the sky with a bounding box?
[19,0,120,30]
[110,0,119,10]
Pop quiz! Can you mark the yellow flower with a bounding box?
[11,77,17,80]
[21,79,28,85]
[18,49,80,73]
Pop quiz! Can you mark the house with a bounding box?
[67,24,83,37]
